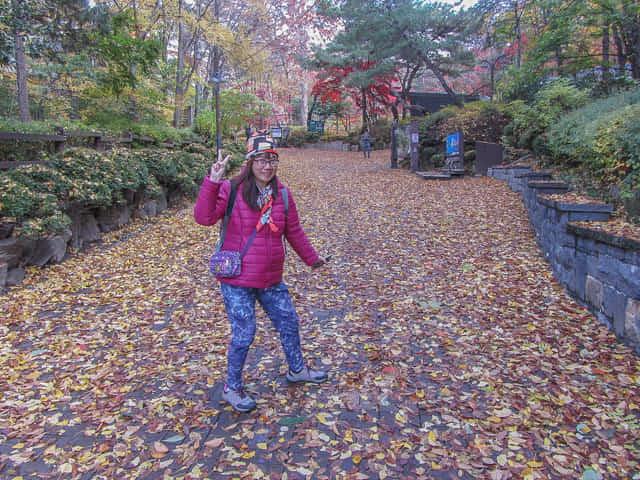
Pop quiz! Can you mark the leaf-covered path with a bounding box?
[1,150,639,480]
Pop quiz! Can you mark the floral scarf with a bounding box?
[256,184,278,232]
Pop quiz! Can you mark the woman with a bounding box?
[360,128,372,158]
[194,132,328,413]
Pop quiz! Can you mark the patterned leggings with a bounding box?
[220,281,304,390]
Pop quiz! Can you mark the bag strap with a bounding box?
[280,187,288,225]
[280,187,289,255]
[215,180,238,253]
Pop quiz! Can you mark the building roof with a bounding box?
[407,92,481,116]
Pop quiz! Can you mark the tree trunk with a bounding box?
[390,120,398,169]
[612,25,627,73]
[424,59,462,107]
[173,0,185,127]
[361,88,369,127]
[301,75,309,127]
[15,33,30,122]
[624,21,640,79]
[602,24,611,81]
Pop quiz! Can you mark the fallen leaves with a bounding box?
[0,150,639,479]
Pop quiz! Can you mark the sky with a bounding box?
[441,0,479,8]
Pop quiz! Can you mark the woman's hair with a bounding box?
[231,158,279,211]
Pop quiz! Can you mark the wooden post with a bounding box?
[390,119,398,169]
[410,120,419,173]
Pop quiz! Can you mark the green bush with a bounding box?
[52,148,135,208]
[503,79,587,154]
[0,160,72,237]
[222,140,246,172]
[593,103,640,198]
[0,147,211,238]
[370,118,391,146]
[548,88,640,166]
[141,149,209,197]
[548,88,640,211]
[415,102,510,169]
[496,64,544,104]
[287,126,306,147]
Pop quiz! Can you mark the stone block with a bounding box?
[0,221,15,239]
[625,249,639,267]
[602,286,627,338]
[596,254,619,285]
[70,210,101,250]
[6,267,25,286]
[139,200,158,218]
[25,236,68,266]
[0,262,7,289]
[156,193,168,214]
[96,205,132,233]
[576,236,596,255]
[574,251,587,300]
[0,237,23,269]
[556,246,575,270]
[585,275,603,310]
[625,298,640,346]
[619,263,640,298]
[559,231,576,248]
[568,211,612,222]
[80,213,101,243]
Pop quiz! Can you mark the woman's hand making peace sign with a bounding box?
[209,153,232,182]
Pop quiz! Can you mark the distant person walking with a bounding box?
[194,131,329,413]
[361,128,372,158]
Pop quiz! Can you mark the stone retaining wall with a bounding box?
[488,165,640,353]
[0,191,170,291]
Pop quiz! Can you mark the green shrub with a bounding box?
[141,149,209,196]
[549,88,640,166]
[548,88,640,214]
[464,150,476,162]
[370,118,391,146]
[221,140,246,172]
[503,79,587,153]
[0,161,71,237]
[287,126,306,147]
[0,147,210,238]
[436,101,511,144]
[496,64,544,103]
[52,148,133,208]
[592,103,640,198]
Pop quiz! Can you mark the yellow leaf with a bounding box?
[257,442,268,449]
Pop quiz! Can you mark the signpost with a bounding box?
[445,131,465,175]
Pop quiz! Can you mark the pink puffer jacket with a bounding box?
[194,176,319,288]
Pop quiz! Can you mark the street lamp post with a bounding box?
[209,71,225,161]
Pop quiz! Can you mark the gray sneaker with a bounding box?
[222,385,256,412]
[286,365,328,384]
